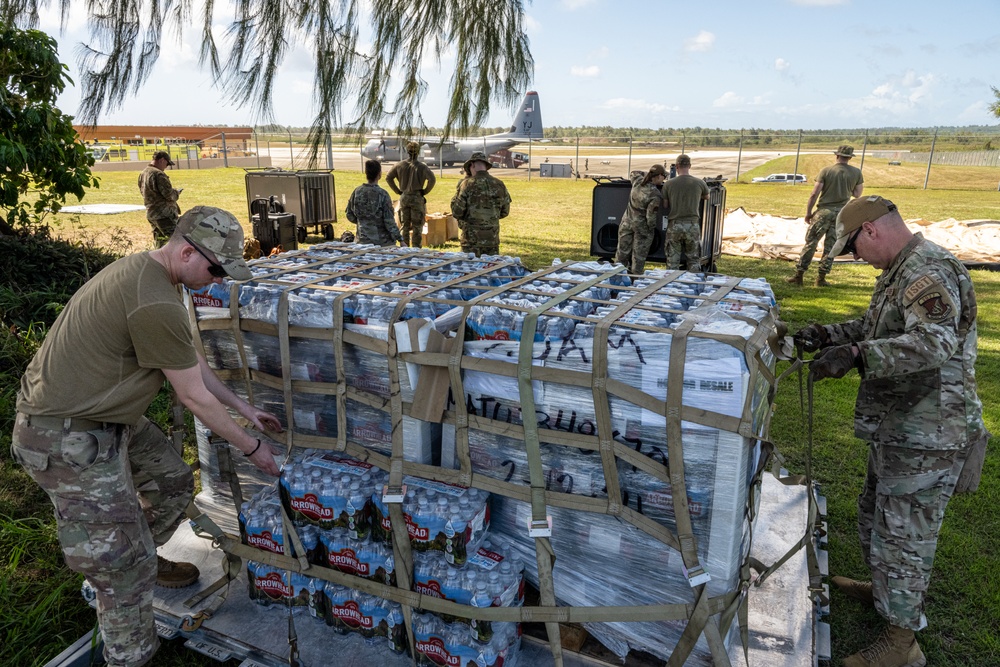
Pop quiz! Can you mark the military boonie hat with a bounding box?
[676,154,692,167]
[176,206,252,280]
[463,151,492,172]
[406,141,421,154]
[830,195,898,256]
[153,150,175,166]
[834,145,855,158]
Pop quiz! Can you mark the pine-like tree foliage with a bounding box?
[1,0,534,161]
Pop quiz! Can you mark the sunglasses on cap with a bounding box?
[184,237,227,278]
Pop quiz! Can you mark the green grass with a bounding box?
[3,165,999,665]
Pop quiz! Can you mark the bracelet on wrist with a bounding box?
[243,438,262,458]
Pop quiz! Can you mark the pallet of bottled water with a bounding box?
[187,244,782,666]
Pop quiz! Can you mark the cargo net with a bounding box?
[188,242,783,666]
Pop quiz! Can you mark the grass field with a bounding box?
[3,164,998,665]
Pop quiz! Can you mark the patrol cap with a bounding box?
[153,150,175,166]
[830,195,898,256]
[834,145,855,158]
[406,141,421,154]
[676,154,691,167]
[463,151,492,172]
[176,206,252,280]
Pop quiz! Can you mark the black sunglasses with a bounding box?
[184,237,227,278]
[843,227,863,255]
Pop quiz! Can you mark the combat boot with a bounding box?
[831,576,874,607]
[842,625,926,667]
[157,555,200,588]
[786,270,804,286]
[816,272,831,287]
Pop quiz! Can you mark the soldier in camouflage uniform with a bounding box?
[451,152,511,257]
[138,150,183,247]
[788,145,865,286]
[614,164,665,274]
[12,207,283,667]
[346,160,405,247]
[662,154,709,271]
[795,196,987,667]
[386,141,437,247]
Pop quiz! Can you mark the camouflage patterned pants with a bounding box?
[459,219,500,257]
[615,217,655,274]
[795,206,840,275]
[148,215,178,248]
[398,193,427,247]
[11,414,193,666]
[665,219,702,271]
[858,441,968,631]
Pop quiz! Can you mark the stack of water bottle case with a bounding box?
[189,242,781,666]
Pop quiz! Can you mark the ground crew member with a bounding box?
[138,150,182,247]
[614,164,665,274]
[386,141,436,247]
[662,154,709,271]
[12,207,283,667]
[788,145,864,286]
[795,195,987,667]
[451,152,511,257]
[346,160,405,247]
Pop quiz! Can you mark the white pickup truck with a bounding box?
[752,173,807,183]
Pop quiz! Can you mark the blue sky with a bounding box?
[43,0,1000,130]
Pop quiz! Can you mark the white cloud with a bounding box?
[775,58,790,72]
[570,65,600,78]
[601,98,678,113]
[683,30,715,53]
[713,92,743,108]
[561,0,598,8]
[956,100,990,123]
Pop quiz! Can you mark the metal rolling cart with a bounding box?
[245,169,337,244]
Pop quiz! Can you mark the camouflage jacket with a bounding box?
[621,180,662,231]
[346,182,401,246]
[451,172,511,224]
[137,166,181,220]
[386,158,436,196]
[824,233,985,449]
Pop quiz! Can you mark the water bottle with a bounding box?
[445,506,468,565]
[346,480,369,540]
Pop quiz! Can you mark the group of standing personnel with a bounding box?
[614,153,710,273]
[346,143,511,257]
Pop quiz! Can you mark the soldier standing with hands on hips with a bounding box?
[386,141,436,247]
[794,195,988,667]
[11,207,284,667]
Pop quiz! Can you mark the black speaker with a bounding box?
[590,178,667,262]
[590,177,727,272]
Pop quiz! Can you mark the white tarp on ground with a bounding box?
[57,204,146,214]
[722,207,1000,266]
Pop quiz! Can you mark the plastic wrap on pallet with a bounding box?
[491,495,740,664]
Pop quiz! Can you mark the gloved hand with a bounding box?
[793,323,830,353]
[810,345,858,381]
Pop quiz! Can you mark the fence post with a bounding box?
[923,129,937,190]
[288,131,294,170]
[860,129,868,171]
[792,129,802,184]
[221,132,229,168]
[528,139,532,182]
[627,135,633,177]
[254,130,261,168]
[736,129,744,183]
[575,135,580,179]
[326,135,334,170]
[681,133,686,155]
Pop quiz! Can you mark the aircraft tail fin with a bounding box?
[491,91,543,140]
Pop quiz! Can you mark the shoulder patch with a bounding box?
[903,275,937,304]
[916,291,953,321]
